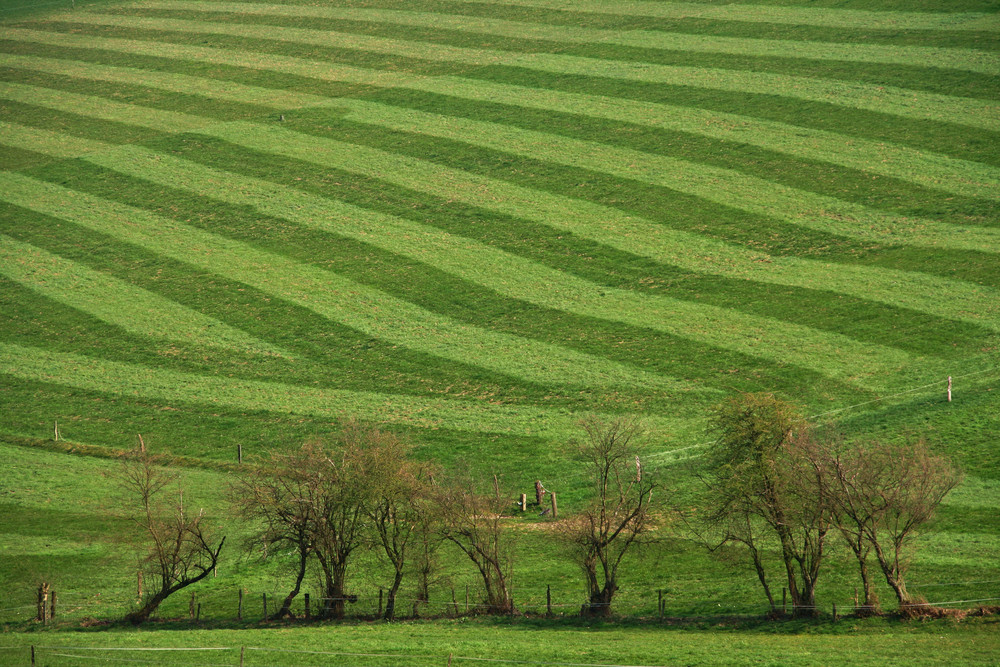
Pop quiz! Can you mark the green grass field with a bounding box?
[1,0,998,662]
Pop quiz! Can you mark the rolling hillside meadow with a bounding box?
[0,0,998,663]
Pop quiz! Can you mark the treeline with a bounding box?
[114,393,959,625]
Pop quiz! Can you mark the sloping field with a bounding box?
[1,0,999,635]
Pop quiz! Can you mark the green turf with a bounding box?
[1,0,998,658]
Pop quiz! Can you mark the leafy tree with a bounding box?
[702,393,830,617]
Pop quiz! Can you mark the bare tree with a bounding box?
[827,439,960,613]
[567,417,656,617]
[117,448,224,625]
[232,451,314,620]
[438,473,515,615]
[358,428,436,620]
[702,393,830,617]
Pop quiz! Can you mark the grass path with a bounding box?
[0,234,284,355]
[0,171,699,395]
[4,50,997,200]
[0,342,689,438]
[131,1,1000,75]
[43,12,1000,131]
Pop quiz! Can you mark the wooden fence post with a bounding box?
[658,589,663,619]
[54,420,59,442]
[305,593,310,619]
[239,646,245,667]
[520,493,527,512]
[262,593,268,621]
[378,589,383,618]
[50,590,56,620]
[948,376,953,402]
[238,588,243,620]
[37,583,50,624]
[238,444,243,464]
[550,492,558,518]
[782,588,787,615]
[547,585,552,617]
[832,602,838,621]
[31,646,35,666]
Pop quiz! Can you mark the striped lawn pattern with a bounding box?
[1,0,998,456]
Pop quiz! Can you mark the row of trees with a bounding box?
[702,393,961,617]
[115,395,958,624]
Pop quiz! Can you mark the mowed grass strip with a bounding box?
[6,25,997,168]
[129,1,1000,76]
[328,98,1000,254]
[4,50,997,201]
[0,342,688,438]
[203,121,1000,332]
[76,140,930,385]
[44,11,1000,131]
[3,79,992,256]
[0,233,284,355]
[0,172,694,394]
[438,0,1000,32]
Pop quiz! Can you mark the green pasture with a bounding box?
[1,0,998,660]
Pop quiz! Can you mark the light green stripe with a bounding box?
[3,81,990,255]
[0,171,693,394]
[0,119,110,158]
[52,14,1000,131]
[134,1,1000,75]
[4,49,997,201]
[0,234,285,355]
[207,122,1000,333]
[82,143,921,384]
[0,342,689,438]
[442,0,1000,32]
[335,98,1000,255]
[5,118,995,341]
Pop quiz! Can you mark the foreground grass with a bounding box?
[1,617,999,666]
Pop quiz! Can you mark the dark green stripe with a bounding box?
[22,154,866,408]
[0,200,578,408]
[101,7,1000,100]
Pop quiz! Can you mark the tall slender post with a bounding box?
[947,376,953,402]
[238,588,243,620]
[550,492,558,518]
[658,589,663,619]
[305,593,310,619]
[465,584,469,613]
[782,588,787,615]
[262,593,268,621]
[50,591,56,620]
[238,443,243,464]
[546,585,552,617]
[54,421,59,441]
[378,589,383,618]
[137,571,143,601]
[239,647,245,667]
[520,493,527,512]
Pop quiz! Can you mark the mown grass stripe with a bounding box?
[0,171,694,394]
[0,80,210,132]
[329,99,1000,255]
[0,233,285,355]
[439,0,1000,32]
[203,122,1000,333]
[131,1,1000,75]
[51,12,1000,131]
[79,141,929,385]
[3,46,996,201]
[4,80,991,255]
[0,119,110,158]
[0,342,689,438]
[2,95,995,340]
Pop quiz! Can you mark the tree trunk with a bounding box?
[384,568,404,621]
[272,543,308,620]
